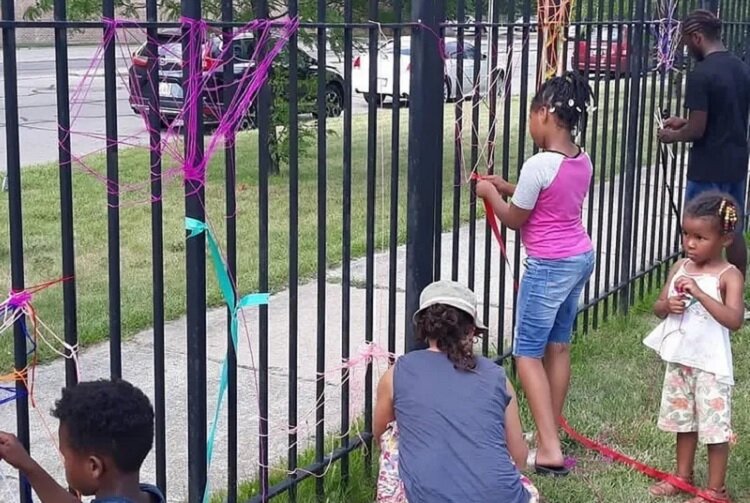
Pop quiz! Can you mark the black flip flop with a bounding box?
[534,464,570,477]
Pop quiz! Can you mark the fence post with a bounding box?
[181,0,208,501]
[405,0,446,353]
[619,0,648,314]
[1,1,32,501]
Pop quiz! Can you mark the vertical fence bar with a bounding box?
[607,0,627,318]
[2,1,31,501]
[631,0,652,306]
[619,0,646,313]
[53,0,78,388]
[388,0,403,360]
[287,0,300,498]
[484,0,501,356]
[406,0,446,352]
[513,0,532,341]
[103,0,122,378]
[643,43,659,297]
[499,0,515,355]
[316,0,329,495]
[583,5,604,334]
[221,0,237,500]
[252,0,272,498]
[340,0,352,492]
[480,4,493,357]
[468,0,486,294]
[363,0,378,480]
[452,0,466,282]
[182,0,208,499]
[147,0,166,494]
[594,3,616,329]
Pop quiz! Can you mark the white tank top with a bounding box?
[643,259,735,385]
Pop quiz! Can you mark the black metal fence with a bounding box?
[2,0,749,501]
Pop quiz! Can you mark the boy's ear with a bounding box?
[88,454,105,480]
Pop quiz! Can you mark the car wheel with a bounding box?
[239,108,256,131]
[444,79,451,103]
[324,83,344,117]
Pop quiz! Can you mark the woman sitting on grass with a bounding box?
[373,280,539,503]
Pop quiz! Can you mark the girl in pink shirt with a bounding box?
[476,71,595,477]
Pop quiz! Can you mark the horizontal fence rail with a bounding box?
[0,0,749,501]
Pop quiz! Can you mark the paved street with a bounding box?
[0,35,545,168]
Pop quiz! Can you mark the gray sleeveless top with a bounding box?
[393,350,529,503]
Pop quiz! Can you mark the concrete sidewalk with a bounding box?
[0,166,681,502]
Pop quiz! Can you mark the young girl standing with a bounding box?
[475,71,595,476]
[644,193,744,503]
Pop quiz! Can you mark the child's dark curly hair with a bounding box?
[531,71,595,135]
[415,304,477,371]
[684,191,739,235]
[52,379,154,473]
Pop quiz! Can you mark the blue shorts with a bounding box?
[513,250,595,359]
[685,179,747,234]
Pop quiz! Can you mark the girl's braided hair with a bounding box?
[530,71,595,135]
[415,304,477,371]
[684,191,739,235]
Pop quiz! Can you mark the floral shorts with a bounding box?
[377,422,540,503]
[657,363,733,445]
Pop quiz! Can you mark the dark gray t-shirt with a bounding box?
[684,51,750,183]
[393,350,529,503]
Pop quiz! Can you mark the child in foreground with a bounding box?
[644,192,744,503]
[0,379,164,503]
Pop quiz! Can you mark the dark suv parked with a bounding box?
[128,31,345,127]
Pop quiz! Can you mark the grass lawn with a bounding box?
[230,281,750,502]
[0,76,656,371]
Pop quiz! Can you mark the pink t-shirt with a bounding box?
[511,151,593,259]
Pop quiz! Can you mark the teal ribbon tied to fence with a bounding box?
[185,218,269,503]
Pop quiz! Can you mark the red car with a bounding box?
[576,25,630,76]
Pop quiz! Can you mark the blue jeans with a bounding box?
[513,250,595,359]
[685,178,747,234]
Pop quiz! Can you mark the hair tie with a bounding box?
[719,199,738,233]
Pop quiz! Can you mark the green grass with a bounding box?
[224,278,750,502]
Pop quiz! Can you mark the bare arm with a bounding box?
[503,379,528,471]
[672,110,708,142]
[678,268,745,331]
[476,181,531,231]
[0,432,78,503]
[653,259,686,319]
[373,367,395,442]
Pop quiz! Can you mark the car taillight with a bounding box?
[132,54,149,68]
[621,46,628,57]
[353,56,361,69]
[203,57,219,71]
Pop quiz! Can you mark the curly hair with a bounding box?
[684,191,739,235]
[531,71,595,134]
[415,304,477,371]
[52,379,154,473]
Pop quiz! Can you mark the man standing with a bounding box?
[659,10,750,283]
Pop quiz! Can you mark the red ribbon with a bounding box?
[560,417,725,503]
[473,173,725,503]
